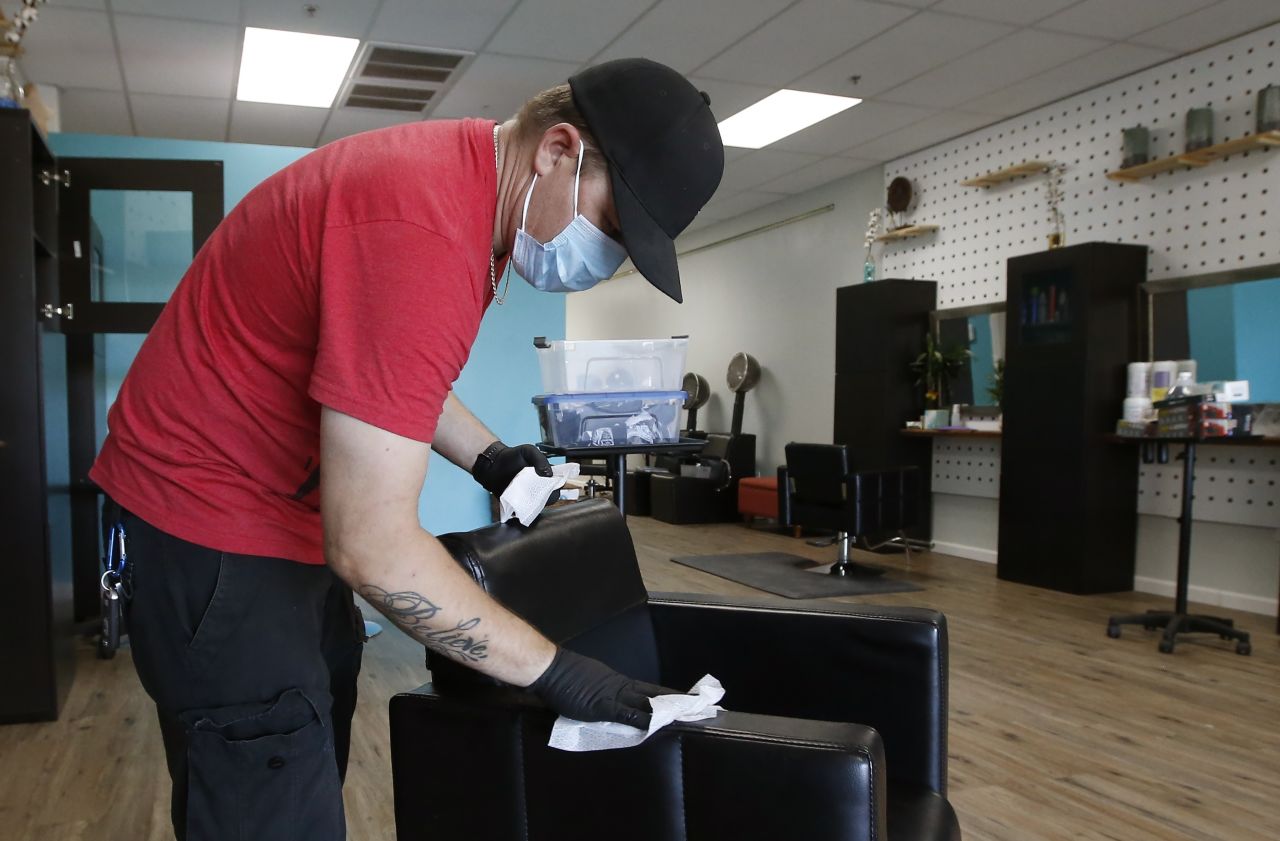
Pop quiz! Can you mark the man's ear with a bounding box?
[533,122,583,176]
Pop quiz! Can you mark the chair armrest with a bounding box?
[647,591,948,796]
[776,465,791,526]
[390,682,888,841]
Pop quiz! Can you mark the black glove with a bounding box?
[472,441,558,503]
[529,648,678,729]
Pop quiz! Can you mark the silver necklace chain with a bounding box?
[490,124,509,305]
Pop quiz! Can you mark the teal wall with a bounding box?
[1186,284,1237,384]
[51,133,564,536]
[1185,277,1279,403]
[1232,278,1280,402]
[969,313,995,405]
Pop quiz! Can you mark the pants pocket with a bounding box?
[181,688,345,841]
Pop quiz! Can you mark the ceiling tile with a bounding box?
[771,100,937,156]
[696,0,914,87]
[877,28,1109,108]
[318,108,420,145]
[429,53,580,120]
[131,93,229,141]
[116,15,238,99]
[1037,0,1217,40]
[17,7,122,91]
[755,155,879,194]
[593,0,794,74]
[930,0,1079,25]
[717,149,825,193]
[229,101,328,148]
[369,0,521,52]
[486,0,651,63]
[111,0,240,25]
[244,0,381,38]
[962,42,1175,117]
[852,109,997,160]
[686,76,776,122]
[792,12,1014,99]
[1129,0,1280,51]
[58,88,133,135]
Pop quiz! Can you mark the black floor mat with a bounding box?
[670,552,923,599]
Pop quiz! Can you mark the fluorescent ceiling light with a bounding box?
[718,90,861,149]
[237,27,360,108]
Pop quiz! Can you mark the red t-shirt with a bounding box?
[91,119,499,565]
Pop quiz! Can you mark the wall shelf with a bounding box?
[901,428,1001,439]
[874,223,938,243]
[959,161,1054,187]
[1106,130,1280,181]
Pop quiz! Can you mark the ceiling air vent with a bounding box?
[340,43,472,114]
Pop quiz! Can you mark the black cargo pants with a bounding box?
[114,505,365,841]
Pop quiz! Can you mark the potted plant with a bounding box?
[910,333,971,421]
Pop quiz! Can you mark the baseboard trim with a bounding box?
[931,541,997,565]
[1133,575,1278,618]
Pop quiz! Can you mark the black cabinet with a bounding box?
[1,110,75,722]
[833,279,936,541]
[997,242,1144,594]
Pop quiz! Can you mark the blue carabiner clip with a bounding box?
[104,522,128,593]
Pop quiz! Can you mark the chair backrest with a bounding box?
[432,499,661,687]
[700,433,731,460]
[784,443,850,507]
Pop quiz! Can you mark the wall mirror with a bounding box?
[1145,264,1280,403]
[931,303,1006,409]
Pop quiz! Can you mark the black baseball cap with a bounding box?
[569,58,724,304]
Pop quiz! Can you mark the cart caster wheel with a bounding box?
[1236,642,1251,656]
[1158,639,1175,654]
[97,640,116,660]
[1106,623,1121,639]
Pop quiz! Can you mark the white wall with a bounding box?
[566,165,883,473]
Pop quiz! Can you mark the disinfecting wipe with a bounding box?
[547,675,725,752]
[498,463,579,527]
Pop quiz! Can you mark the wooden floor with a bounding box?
[2,516,1277,840]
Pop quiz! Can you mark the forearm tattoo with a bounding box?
[358,585,490,664]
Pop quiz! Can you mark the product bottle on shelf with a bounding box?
[0,60,22,109]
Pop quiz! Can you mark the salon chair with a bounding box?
[648,432,756,524]
[781,443,921,577]
[389,499,960,841]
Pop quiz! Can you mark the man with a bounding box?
[91,58,723,840]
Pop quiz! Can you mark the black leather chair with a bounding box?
[780,443,921,578]
[389,499,960,841]
[648,432,756,524]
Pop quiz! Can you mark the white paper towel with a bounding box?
[499,463,580,527]
[547,675,725,752]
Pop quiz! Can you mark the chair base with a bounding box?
[1107,609,1252,655]
[828,532,887,577]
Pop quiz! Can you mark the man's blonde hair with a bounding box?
[514,84,606,176]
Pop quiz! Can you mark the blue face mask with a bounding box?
[511,141,628,293]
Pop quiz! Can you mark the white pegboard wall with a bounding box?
[1137,445,1280,529]
[880,22,1280,310]
[931,438,1000,499]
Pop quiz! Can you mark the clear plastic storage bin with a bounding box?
[533,391,686,448]
[536,338,688,393]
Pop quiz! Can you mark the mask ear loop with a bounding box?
[519,173,538,232]
[572,139,584,217]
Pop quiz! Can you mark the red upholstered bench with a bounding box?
[737,475,780,523]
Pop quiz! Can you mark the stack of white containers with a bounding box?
[531,338,689,448]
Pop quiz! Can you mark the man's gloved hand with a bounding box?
[472,441,558,503]
[529,648,678,729]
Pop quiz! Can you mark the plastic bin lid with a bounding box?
[532,390,687,404]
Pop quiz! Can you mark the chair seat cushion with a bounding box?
[738,476,779,519]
